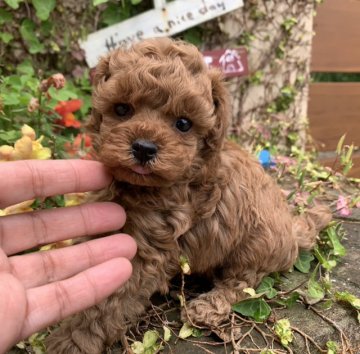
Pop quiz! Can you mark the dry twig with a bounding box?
[310,306,354,354]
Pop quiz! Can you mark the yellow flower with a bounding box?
[0,124,51,161]
[0,145,15,161]
[13,136,33,159]
[21,124,36,140]
[31,136,51,160]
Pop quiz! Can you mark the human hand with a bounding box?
[0,160,137,353]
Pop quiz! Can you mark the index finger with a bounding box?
[0,160,112,209]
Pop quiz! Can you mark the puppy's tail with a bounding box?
[293,205,332,250]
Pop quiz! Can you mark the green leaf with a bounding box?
[22,76,39,91]
[2,92,20,105]
[191,328,203,338]
[274,319,293,347]
[93,0,109,5]
[163,326,171,342]
[131,0,142,4]
[307,277,324,302]
[343,160,353,175]
[0,8,13,24]
[179,255,191,275]
[100,3,131,26]
[314,246,337,271]
[48,87,78,101]
[326,341,339,354]
[320,299,334,310]
[243,287,259,298]
[143,330,159,348]
[131,341,144,354]
[0,130,21,143]
[4,0,22,9]
[32,0,56,21]
[294,250,314,273]
[178,322,202,339]
[131,330,163,354]
[5,75,22,90]
[178,322,194,339]
[326,227,346,257]
[0,32,13,44]
[256,277,278,299]
[182,27,203,46]
[344,144,354,164]
[20,19,45,54]
[336,134,346,154]
[16,59,34,76]
[28,332,47,354]
[18,92,33,105]
[276,292,300,309]
[335,291,360,310]
[232,298,271,322]
[282,17,298,32]
[40,20,53,36]
[53,195,65,208]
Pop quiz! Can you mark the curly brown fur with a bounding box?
[46,38,331,354]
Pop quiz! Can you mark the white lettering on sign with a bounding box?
[80,0,244,68]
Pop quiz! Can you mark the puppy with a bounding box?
[46,38,331,353]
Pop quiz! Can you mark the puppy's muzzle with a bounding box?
[132,139,158,165]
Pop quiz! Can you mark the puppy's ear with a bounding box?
[204,70,230,154]
[93,54,111,85]
[86,55,112,139]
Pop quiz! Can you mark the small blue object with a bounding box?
[258,149,276,169]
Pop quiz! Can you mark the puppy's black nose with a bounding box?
[132,139,158,165]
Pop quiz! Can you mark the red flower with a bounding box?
[65,133,93,159]
[55,99,82,128]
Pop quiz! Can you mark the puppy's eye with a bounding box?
[114,103,134,118]
[175,117,192,132]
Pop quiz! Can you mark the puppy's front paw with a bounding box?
[181,292,231,328]
[46,326,104,354]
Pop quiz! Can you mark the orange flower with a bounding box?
[55,99,82,128]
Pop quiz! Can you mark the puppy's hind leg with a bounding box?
[181,270,262,328]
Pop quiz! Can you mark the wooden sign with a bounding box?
[202,47,249,77]
[80,0,244,68]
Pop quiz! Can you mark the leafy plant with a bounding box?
[256,276,278,299]
[4,0,22,10]
[131,330,163,354]
[281,18,298,33]
[0,60,93,160]
[178,322,202,339]
[336,134,355,175]
[294,250,315,273]
[32,0,56,21]
[274,319,293,347]
[326,341,339,354]
[232,298,272,322]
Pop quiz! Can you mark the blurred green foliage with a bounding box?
[312,73,360,82]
